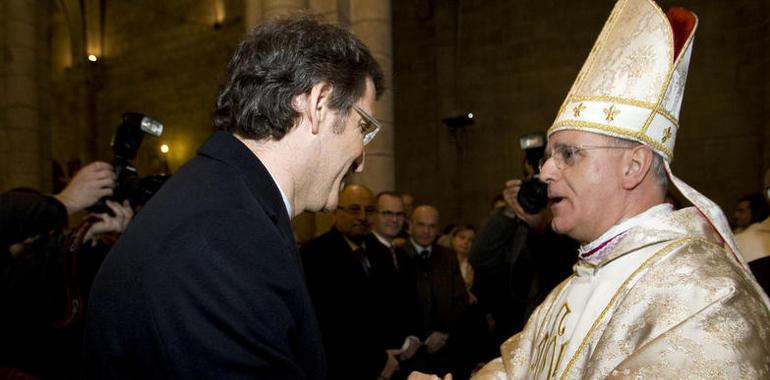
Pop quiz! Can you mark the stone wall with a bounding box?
[93,1,245,174]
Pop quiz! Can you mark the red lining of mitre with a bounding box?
[667,7,696,61]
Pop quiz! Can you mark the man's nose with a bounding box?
[538,156,559,184]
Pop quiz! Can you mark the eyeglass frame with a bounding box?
[352,105,382,146]
[378,210,406,219]
[539,144,634,172]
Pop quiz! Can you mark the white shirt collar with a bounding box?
[264,165,292,218]
[410,238,431,254]
[372,231,392,248]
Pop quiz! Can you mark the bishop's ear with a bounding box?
[622,145,655,190]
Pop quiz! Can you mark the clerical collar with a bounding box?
[264,165,292,218]
[579,203,673,266]
[372,231,392,248]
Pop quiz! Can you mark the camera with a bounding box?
[517,133,548,214]
[89,112,165,214]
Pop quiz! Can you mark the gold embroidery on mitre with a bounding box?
[662,127,672,143]
[573,103,587,117]
[603,104,620,122]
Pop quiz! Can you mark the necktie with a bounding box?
[389,245,399,271]
[419,249,430,261]
[353,248,370,276]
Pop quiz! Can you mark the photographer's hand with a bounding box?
[84,200,133,242]
[54,161,115,215]
[502,179,547,232]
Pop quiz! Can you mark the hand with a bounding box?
[407,371,452,380]
[468,290,478,305]
[380,349,401,379]
[399,336,422,360]
[84,200,133,242]
[54,161,115,214]
[501,179,547,231]
[424,331,449,354]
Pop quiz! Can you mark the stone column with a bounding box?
[347,0,395,195]
[263,0,309,20]
[244,0,262,30]
[0,0,43,191]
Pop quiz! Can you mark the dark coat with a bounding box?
[363,234,421,348]
[84,131,326,380]
[300,227,391,380]
[470,210,578,338]
[400,242,468,338]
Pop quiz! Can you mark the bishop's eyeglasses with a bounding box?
[539,144,633,171]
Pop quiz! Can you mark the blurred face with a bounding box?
[410,206,440,247]
[734,201,753,229]
[373,194,405,240]
[451,228,475,256]
[402,194,414,218]
[334,185,375,244]
[313,78,377,212]
[539,130,627,243]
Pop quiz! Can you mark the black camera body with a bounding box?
[516,132,549,215]
[518,178,548,215]
[89,112,164,214]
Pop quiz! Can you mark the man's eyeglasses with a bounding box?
[339,205,377,216]
[378,210,406,219]
[352,105,382,145]
[539,144,633,171]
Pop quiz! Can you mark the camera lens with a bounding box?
[517,178,548,214]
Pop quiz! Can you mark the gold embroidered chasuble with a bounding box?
[473,205,770,379]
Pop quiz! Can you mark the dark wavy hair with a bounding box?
[213,14,385,140]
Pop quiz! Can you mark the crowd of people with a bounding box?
[3,1,770,379]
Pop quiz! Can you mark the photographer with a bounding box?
[1,161,133,379]
[469,133,578,344]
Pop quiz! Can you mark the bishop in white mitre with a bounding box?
[413,0,770,379]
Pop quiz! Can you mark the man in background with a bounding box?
[736,168,770,294]
[302,184,402,379]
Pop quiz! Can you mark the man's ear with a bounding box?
[622,145,654,190]
[306,81,334,136]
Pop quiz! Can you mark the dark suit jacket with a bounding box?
[300,227,390,380]
[84,131,325,379]
[400,242,468,339]
[363,234,421,348]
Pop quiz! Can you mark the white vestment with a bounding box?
[474,205,770,379]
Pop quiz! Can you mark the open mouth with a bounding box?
[550,195,565,205]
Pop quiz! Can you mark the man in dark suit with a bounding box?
[84,16,385,379]
[401,205,469,377]
[365,192,422,365]
[301,184,400,379]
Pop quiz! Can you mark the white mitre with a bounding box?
[547,0,748,267]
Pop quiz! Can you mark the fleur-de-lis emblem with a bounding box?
[661,127,672,143]
[603,104,620,122]
[572,103,586,118]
